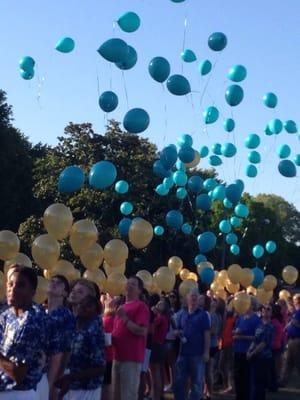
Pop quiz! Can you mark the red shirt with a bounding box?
[222,315,235,348]
[153,314,169,345]
[112,300,150,362]
[103,314,115,362]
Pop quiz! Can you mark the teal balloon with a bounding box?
[188,176,203,193]
[268,118,283,135]
[198,231,217,253]
[265,125,273,136]
[99,91,118,112]
[278,160,296,177]
[228,64,247,82]
[155,184,169,196]
[252,267,264,287]
[294,154,300,166]
[153,160,171,178]
[160,145,178,169]
[176,160,186,171]
[120,201,133,215]
[245,164,257,178]
[118,218,132,236]
[234,179,245,193]
[181,49,197,62]
[199,60,212,76]
[115,180,129,194]
[182,223,192,235]
[117,11,140,32]
[200,267,215,284]
[173,170,188,186]
[225,84,244,106]
[212,143,222,155]
[212,185,226,201]
[263,92,277,108]
[176,187,187,199]
[167,74,191,95]
[284,120,297,134]
[163,176,174,189]
[20,69,34,80]
[226,184,242,205]
[115,45,137,70]
[178,134,193,147]
[209,155,222,166]
[199,145,209,158]
[221,142,237,158]
[55,37,75,53]
[265,241,277,254]
[89,161,117,189]
[154,226,164,236]
[223,198,233,209]
[226,233,238,245]
[196,194,212,211]
[203,178,218,191]
[252,245,264,259]
[123,108,150,133]
[98,38,128,63]
[178,145,195,163]
[223,118,235,132]
[277,144,291,159]
[219,219,231,234]
[194,254,207,264]
[166,210,183,230]
[248,150,261,164]
[19,56,35,71]
[230,216,241,227]
[149,57,170,83]
[208,32,227,51]
[203,106,219,124]
[230,244,240,255]
[245,133,260,149]
[235,204,249,218]
[171,0,186,2]
[58,166,85,193]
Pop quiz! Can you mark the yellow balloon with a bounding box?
[256,288,273,304]
[197,261,214,275]
[185,151,201,168]
[178,279,198,298]
[188,272,198,282]
[0,230,20,261]
[263,275,277,291]
[128,218,153,249]
[154,266,176,293]
[240,268,254,288]
[217,270,228,286]
[83,269,106,291]
[227,264,242,284]
[149,281,161,295]
[179,268,191,281]
[279,289,291,301]
[233,292,251,314]
[43,203,73,240]
[5,253,32,270]
[136,270,153,291]
[225,279,240,294]
[246,286,257,295]
[168,256,183,275]
[34,276,49,304]
[51,259,79,281]
[80,243,104,270]
[215,288,227,300]
[282,265,298,285]
[104,239,128,267]
[31,234,60,269]
[69,219,98,256]
[210,281,223,292]
[106,272,127,296]
[103,261,126,276]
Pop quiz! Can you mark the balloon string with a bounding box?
[36,72,45,109]
[122,71,129,110]
[109,62,113,90]
[96,69,101,97]
[161,84,168,143]
[199,58,218,107]
[181,16,188,74]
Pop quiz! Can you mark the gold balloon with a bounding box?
[215,288,227,300]
[282,265,298,285]
[197,261,214,275]
[263,275,277,291]
[31,234,60,269]
[5,253,32,270]
[154,267,176,293]
[225,279,240,294]
[83,269,106,291]
[51,259,78,281]
[227,264,242,284]
[233,292,251,314]
[217,270,228,286]
[240,268,254,288]
[80,243,104,270]
[179,279,198,297]
[0,230,20,261]
[69,219,98,256]
[168,256,183,275]
[179,268,191,281]
[103,261,126,276]
[279,289,291,301]
[149,281,161,295]
[188,272,198,282]
[34,276,49,304]
[128,218,153,249]
[210,281,223,292]
[256,288,273,304]
[104,239,128,267]
[136,270,153,291]
[43,203,73,240]
[185,151,201,169]
[106,272,127,296]
[246,286,257,295]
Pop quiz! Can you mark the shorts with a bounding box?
[103,361,112,385]
[150,343,166,364]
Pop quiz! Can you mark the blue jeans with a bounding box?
[174,355,205,400]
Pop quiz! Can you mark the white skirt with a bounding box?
[63,387,102,400]
[36,373,49,400]
[0,390,38,400]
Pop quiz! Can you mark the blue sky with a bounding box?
[1,0,300,209]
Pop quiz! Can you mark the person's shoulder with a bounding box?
[294,309,300,319]
[137,300,150,312]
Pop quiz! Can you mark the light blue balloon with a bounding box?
[117,11,140,32]
[20,69,34,80]
[212,185,226,201]
[230,244,240,255]
[155,184,169,196]
[181,49,197,62]
[188,176,203,193]
[223,198,233,209]
[203,106,219,124]
[208,32,227,51]
[118,218,132,236]
[178,145,195,163]
[226,184,242,205]
[176,160,186,171]
[212,143,222,155]
[230,216,241,227]
[160,145,178,169]
[99,91,118,112]
[55,37,75,53]
[245,133,260,149]
[163,176,174,189]
[58,166,85,193]
[199,145,209,158]
[173,170,188,186]
[182,223,192,234]
[263,92,277,108]
[115,45,137,70]
[225,84,244,106]
[277,144,291,159]
[252,245,264,259]
[196,194,212,211]
[284,120,297,134]
[265,240,277,254]
[123,108,150,133]
[228,64,247,82]
[200,267,215,284]
[194,254,207,264]
[120,201,133,215]
[203,178,218,191]
[166,210,184,230]
[252,267,264,287]
[198,60,212,76]
[235,204,249,218]
[248,150,261,164]
[278,160,296,177]
[115,180,129,194]
[219,220,232,234]
[226,233,238,245]
[97,38,128,63]
[221,142,237,158]
[153,160,171,178]
[245,164,257,178]
[209,155,222,166]
[178,134,193,147]
[223,118,235,132]
[294,154,300,166]
[176,187,187,199]
[167,74,191,96]
[89,161,117,189]
[268,118,283,135]
[154,226,164,236]
[148,57,170,83]
[19,56,35,71]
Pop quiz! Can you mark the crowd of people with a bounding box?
[0,263,299,400]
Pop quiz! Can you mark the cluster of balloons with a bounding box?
[19,56,35,80]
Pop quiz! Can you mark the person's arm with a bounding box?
[203,330,210,362]
[247,342,266,359]
[0,353,28,385]
[125,317,147,336]
[48,352,70,400]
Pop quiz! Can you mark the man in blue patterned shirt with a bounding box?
[0,265,47,399]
